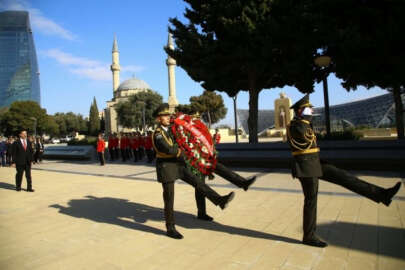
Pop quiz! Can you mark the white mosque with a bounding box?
[104,34,178,134]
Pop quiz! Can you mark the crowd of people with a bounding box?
[0,135,44,167]
[97,131,156,166]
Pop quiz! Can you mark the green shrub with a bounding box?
[67,136,97,147]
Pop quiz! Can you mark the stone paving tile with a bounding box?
[0,161,404,270]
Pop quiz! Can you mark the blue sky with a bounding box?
[1,0,387,127]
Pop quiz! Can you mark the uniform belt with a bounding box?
[292,147,320,156]
[156,152,176,158]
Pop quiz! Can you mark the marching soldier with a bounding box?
[152,103,235,239]
[287,94,401,248]
[189,112,257,221]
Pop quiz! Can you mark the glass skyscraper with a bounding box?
[0,11,40,109]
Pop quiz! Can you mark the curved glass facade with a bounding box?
[0,11,40,108]
[237,93,405,134]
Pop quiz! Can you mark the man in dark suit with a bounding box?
[287,94,401,248]
[12,130,35,192]
[152,103,235,239]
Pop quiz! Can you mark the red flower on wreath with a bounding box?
[171,113,217,176]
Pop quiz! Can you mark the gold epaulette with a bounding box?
[152,127,177,159]
[299,119,311,125]
[287,122,317,151]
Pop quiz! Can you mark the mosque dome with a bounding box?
[117,77,151,91]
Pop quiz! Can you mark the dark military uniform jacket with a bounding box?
[287,117,322,178]
[152,124,182,183]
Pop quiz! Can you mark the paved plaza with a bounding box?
[0,160,404,270]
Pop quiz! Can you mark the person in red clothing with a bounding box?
[125,133,131,161]
[139,132,145,161]
[120,133,127,162]
[108,134,115,161]
[131,133,139,162]
[213,128,221,145]
[144,131,154,163]
[113,133,119,160]
[97,133,106,166]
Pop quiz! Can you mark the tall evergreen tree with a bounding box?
[166,0,316,143]
[308,0,405,139]
[189,91,227,128]
[89,97,100,135]
[0,101,56,136]
[115,90,163,130]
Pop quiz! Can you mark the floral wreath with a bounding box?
[171,113,217,178]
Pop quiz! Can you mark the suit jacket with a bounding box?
[12,139,33,166]
[35,141,44,152]
[287,117,322,178]
[152,124,181,183]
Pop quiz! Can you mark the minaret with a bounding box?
[166,33,178,112]
[110,35,120,95]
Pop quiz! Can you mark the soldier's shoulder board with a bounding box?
[153,129,163,139]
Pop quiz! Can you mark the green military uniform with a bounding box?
[287,94,401,247]
[189,115,257,220]
[152,104,234,238]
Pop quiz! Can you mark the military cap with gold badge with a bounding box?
[153,103,172,118]
[290,94,313,111]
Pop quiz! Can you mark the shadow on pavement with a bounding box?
[43,159,156,167]
[50,195,300,244]
[0,182,17,190]
[317,221,405,259]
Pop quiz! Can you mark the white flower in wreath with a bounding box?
[206,162,211,167]
[179,126,183,131]
[194,153,200,159]
[189,143,194,148]
[200,159,206,165]
[201,146,208,154]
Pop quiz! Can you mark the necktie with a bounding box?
[23,140,27,151]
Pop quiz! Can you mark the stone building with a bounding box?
[104,34,178,134]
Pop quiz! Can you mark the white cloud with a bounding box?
[43,49,100,68]
[70,67,111,81]
[42,49,145,81]
[0,0,77,40]
[121,65,145,73]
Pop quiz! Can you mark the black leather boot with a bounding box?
[166,225,183,239]
[218,192,235,210]
[381,182,401,206]
[243,176,257,191]
[303,235,328,248]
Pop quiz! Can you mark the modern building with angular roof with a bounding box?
[0,11,41,109]
[237,92,405,135]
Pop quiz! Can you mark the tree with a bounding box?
[189,90,227,128]
[167,0,317,143]
[306,0,405,139]
[44,115,59,137]
[88,97,100,135]
[53,112,88,136]
[54,113,68,136]
[176,104,194,114]
[0,101,49,136]
[115,90,163,130]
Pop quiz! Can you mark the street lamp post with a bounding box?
[232,95,239,143]
[30,117,37,137]
[314,55,332,137]
[137,101,146,133]
[142,105,146,133]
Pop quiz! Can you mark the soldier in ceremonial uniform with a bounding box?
[287,94,401,248]
[152,103,235,239]
[189,113,257,222]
